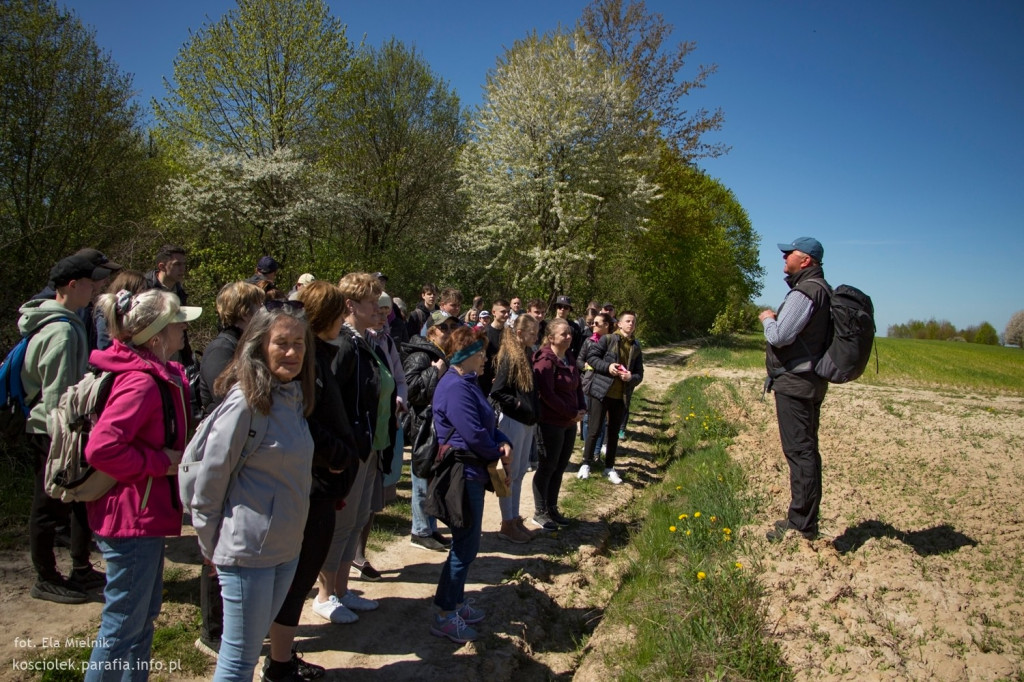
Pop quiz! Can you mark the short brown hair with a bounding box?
[444,325,487,359]
[438,287,463,307]
[215,281,265,327]
[297,281,346,336]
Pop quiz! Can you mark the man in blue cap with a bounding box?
[759,237,831,542]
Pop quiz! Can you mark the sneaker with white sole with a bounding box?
[576,464,590,480]
[340,590,378,611]
[430,612,478,643]
[604,468,622,485]
[457,599,485,624]
[312,595,358,624]
[600,444,607,456]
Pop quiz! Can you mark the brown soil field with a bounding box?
[2,343,1022,681]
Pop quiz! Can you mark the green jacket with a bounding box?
[17,299,89,435]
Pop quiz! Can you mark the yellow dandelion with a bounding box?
[735,562,743,570]
[710,516,717,523]
[686,530,691,536]
[723,528,732,534]
[678,514,685,520]
[689,412,696,418]
[722,535,732,542]
[697,571,706,581]
[669,526,677,532]
[693,511,701,518]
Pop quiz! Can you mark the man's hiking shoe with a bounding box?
[766,518,818,542]
[31,577,87,604]
[69,566,106,591]
[430,612,478,643]
[410,534,447,552]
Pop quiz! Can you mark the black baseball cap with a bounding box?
[50,249,123,286]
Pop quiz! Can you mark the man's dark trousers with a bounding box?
[774,393,822,535]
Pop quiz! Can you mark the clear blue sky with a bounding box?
[61,0,1024,339]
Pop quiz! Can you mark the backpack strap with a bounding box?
[11,317,72,414]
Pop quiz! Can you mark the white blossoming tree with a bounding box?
[460,29,659,300]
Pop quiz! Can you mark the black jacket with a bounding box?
[583,332,644,401]
[332,325,380,461]
[402,335,446,477]
[489,355,538,425]
[308,338,360,500]
[198,326,241,415]
[765,265,831,401]
[406,302,434,339]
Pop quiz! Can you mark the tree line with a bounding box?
[0,0,763,348]
[886,318,1000,345]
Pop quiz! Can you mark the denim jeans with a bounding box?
[433,478,485,611]
[85,536,165,682]
[410,469,438,537]
[497,415,535,521]
[213,558,299,682]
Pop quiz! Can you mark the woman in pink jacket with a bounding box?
[83,289,201,680]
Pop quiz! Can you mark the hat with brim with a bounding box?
[555,295,573,310]
[425,309,452,330]
[132,305,202,345]
[777,237,824,263]
[51,249,124,286]
[297,273,315,285]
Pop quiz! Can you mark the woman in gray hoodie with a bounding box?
[190,303,316,682]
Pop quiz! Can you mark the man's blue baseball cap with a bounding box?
[777,237,824,263]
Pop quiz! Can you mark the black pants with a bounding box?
[29,435,92,581]
[774,393,823,534]
[533,423,576,514]
[583,396,626,468]
[199,563,223,645]
[274,497,338,627]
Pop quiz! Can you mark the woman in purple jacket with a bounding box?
[530,318,586,531]
[430,326,512,644]
[84,289,201,680]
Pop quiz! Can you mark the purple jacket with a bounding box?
[84,340,188,539]
[433,368,510,481]
[533,346,586,428]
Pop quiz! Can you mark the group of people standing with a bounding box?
[12,244,645,678]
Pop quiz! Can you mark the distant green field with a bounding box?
[687,334,1024,395]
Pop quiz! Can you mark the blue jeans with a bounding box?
[85,536,165,682]
[213,558,299,682]
[433,478,485,611]
[410,469,438,537]
[497,415,535,521]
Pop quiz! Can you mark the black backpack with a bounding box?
[804,279,876,383]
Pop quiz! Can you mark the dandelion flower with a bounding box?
[686,530,691,536]
[669,526,677,532]
[675,486,681,491]
[735,562,743,570]
[723,528,732,535]
[697,572,706,581]
[693,511,701,518]
[678,514,685,520]
[710,516,717,523]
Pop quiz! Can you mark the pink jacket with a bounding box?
[84,340,188,538]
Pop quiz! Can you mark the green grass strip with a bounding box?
[607,376,790,681]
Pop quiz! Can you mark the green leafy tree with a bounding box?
[0,0,155,339]
[972,321,999,346]
[153,0,351,156]
[580,0,726,160]
[1005,311,1024,347]
[460,29,659,300]
[323,38,465,289]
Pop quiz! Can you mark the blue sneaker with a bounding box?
[430,612,478,643]
[457,599,485,624]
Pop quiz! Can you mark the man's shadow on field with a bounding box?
[832,520,977,557]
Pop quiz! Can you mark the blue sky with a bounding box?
[61,0,1024,338]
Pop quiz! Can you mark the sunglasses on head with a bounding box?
[264,300,304,312]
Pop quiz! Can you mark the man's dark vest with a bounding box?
[766,266,830,400]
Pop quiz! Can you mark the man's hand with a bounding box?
[759,309,777,322]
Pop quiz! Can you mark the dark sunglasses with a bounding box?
[264,300,305,312]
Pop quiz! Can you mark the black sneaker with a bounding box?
[431,531,452,548]
[31,577,87,604]
[69,566,106,591]
[291,648,325,680]
[351,560,381,581]
[531,513,558,531]
[410,534,447,552]
[548,509,571,526]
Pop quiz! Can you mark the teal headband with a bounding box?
[450,339,485,366]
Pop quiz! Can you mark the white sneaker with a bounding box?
[577,464,590,480]
[600,444,607,456]
[604,468,622,485]
[340,590,379,612]
[312,595,358,623]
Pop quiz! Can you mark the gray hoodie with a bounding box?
[191,382,313,567]
[17,299,89,435]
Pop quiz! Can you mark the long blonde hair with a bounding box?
[495,314,537,391]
